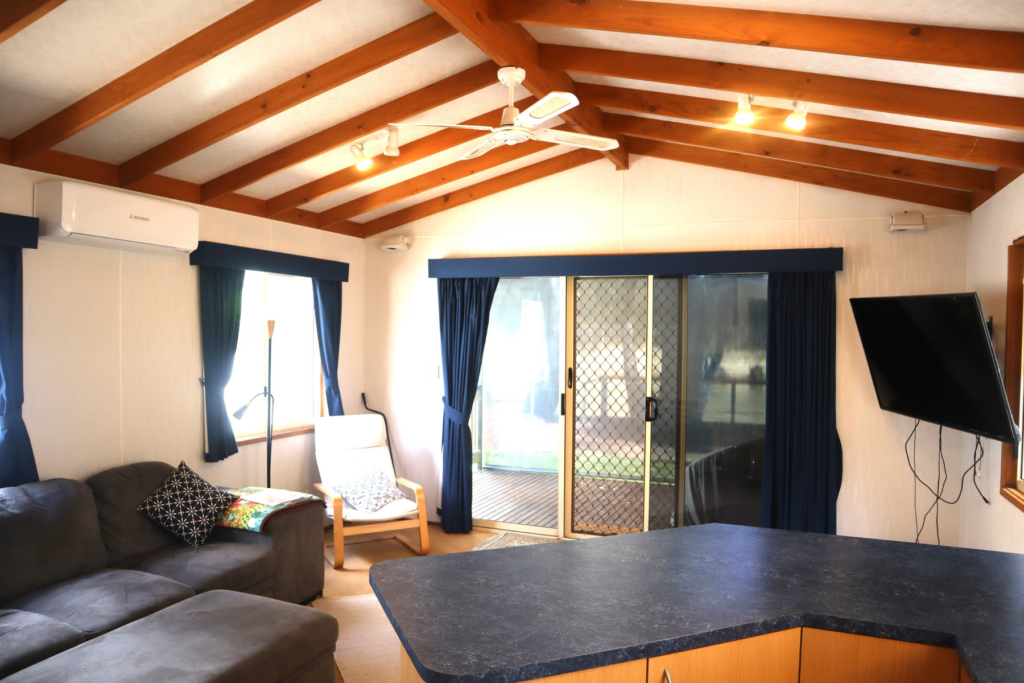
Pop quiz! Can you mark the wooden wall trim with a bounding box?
[1001,240,1024,512]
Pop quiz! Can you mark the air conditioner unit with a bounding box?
[34,181,198,254]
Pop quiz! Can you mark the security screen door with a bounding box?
[566,275,768,537]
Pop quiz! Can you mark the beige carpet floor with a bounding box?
[316,594,401,683]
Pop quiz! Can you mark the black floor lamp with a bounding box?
[233,320,275,488]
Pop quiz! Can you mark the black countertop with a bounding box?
[370,525,1024,683]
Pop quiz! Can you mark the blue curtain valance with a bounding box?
[190,242,349,282]
[429,248,843,279]
[0,213,39,249]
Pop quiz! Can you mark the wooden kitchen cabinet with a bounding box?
[800,628,960,683]
[647,629,801,683]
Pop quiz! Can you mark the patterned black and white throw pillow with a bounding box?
[334,467,407,513]
[138,461,237,547]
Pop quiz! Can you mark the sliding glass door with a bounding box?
[565,274,768,537]
[471,278,564,534]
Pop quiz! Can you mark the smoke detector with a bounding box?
[890,212,925,233]
[380,236,411,252]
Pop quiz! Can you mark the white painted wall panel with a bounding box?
[363,155,972,546]
[1,164,365,501]
[961,174,1024,553]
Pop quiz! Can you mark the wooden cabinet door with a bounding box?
[800,628,960,683]
[401,649,646,683]
[648,629,801,683]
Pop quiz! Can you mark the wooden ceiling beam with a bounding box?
[972,168,1024,210]
[420,0,628,170]
[360,147,602,236]
[0,0,68,45]
[491,0,1024,73]
[9,0,321,165]
[0,138,364,237]
[604,114,995,194]
[199,60,498,203]
[540,44,1024,132]
[627,136,973,213]
[266,98,537,218]
[580,83,1024,170]
[320,130,565,227]
[117,13,456,188]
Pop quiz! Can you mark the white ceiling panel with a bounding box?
[0,0,250,139]
[352,145,574,224]
[630,0,1024,32]
[242,81,530,200]
[528,27,1024,99]
[572,73,1024,145]
[53,0,433,163]
[157,34,487,185]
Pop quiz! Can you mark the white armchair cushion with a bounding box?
[340,497,419,523]
[333,466,407,512]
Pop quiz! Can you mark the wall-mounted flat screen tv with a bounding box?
[850,293,1018,444]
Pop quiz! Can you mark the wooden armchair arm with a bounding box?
[314,483,341,502]
[395,477,423,496]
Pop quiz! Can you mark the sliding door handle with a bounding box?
[645,397,659,422]
[560,393,566,416]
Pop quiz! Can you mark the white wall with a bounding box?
[364,154,974,544]
[0,163,365,495]
[960,173,1024,553]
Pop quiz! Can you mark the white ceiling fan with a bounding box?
[389,67,620,161]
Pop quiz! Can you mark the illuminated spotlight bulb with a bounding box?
[786,101,809,130]
[734,93,755,126]
[350,143,372,170]
[384,127,400,157]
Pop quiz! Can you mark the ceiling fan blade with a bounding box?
[459,137,502,161]
[388,123,494,131]
[530,128,619,151]
[513,92,579,128]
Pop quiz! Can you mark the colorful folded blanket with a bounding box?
[216,487,324,533]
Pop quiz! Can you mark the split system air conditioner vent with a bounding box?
[34,181,199,254]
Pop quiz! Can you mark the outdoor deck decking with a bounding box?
[472,468,558,529]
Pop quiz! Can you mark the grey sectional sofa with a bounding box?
[0,462,333,680]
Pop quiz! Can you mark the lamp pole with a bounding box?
[266,320,274,489]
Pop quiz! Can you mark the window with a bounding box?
[224,271,322,439]
[1002,237,1024,512]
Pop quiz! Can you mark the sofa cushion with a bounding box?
[138,461,237,547]
[0,609,85,679]
[128,541,276,596]
[2,568,194,639]
[0,479,108,603]
[2,590,339,683]
[84,461,178,565]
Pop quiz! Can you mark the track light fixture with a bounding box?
[786,101,810,131]
[384,126,399,157]
[734,94,755,126]
[350,143,372,171]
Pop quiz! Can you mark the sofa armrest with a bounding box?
[209,502,325,605]
[394,477,423,496]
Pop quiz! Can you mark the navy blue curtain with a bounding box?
[199,266,245,463]
[438,277,499,534]
[762,271,843,533]
[0,247,38,488]
[312,279,344,416]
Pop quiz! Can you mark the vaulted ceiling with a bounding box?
[1,0,1022,239]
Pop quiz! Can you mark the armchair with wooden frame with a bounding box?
[313,414,429,569]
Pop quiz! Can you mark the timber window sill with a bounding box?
[236,425,314,447]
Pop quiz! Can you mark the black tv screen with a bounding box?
[850,293,1017,444]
